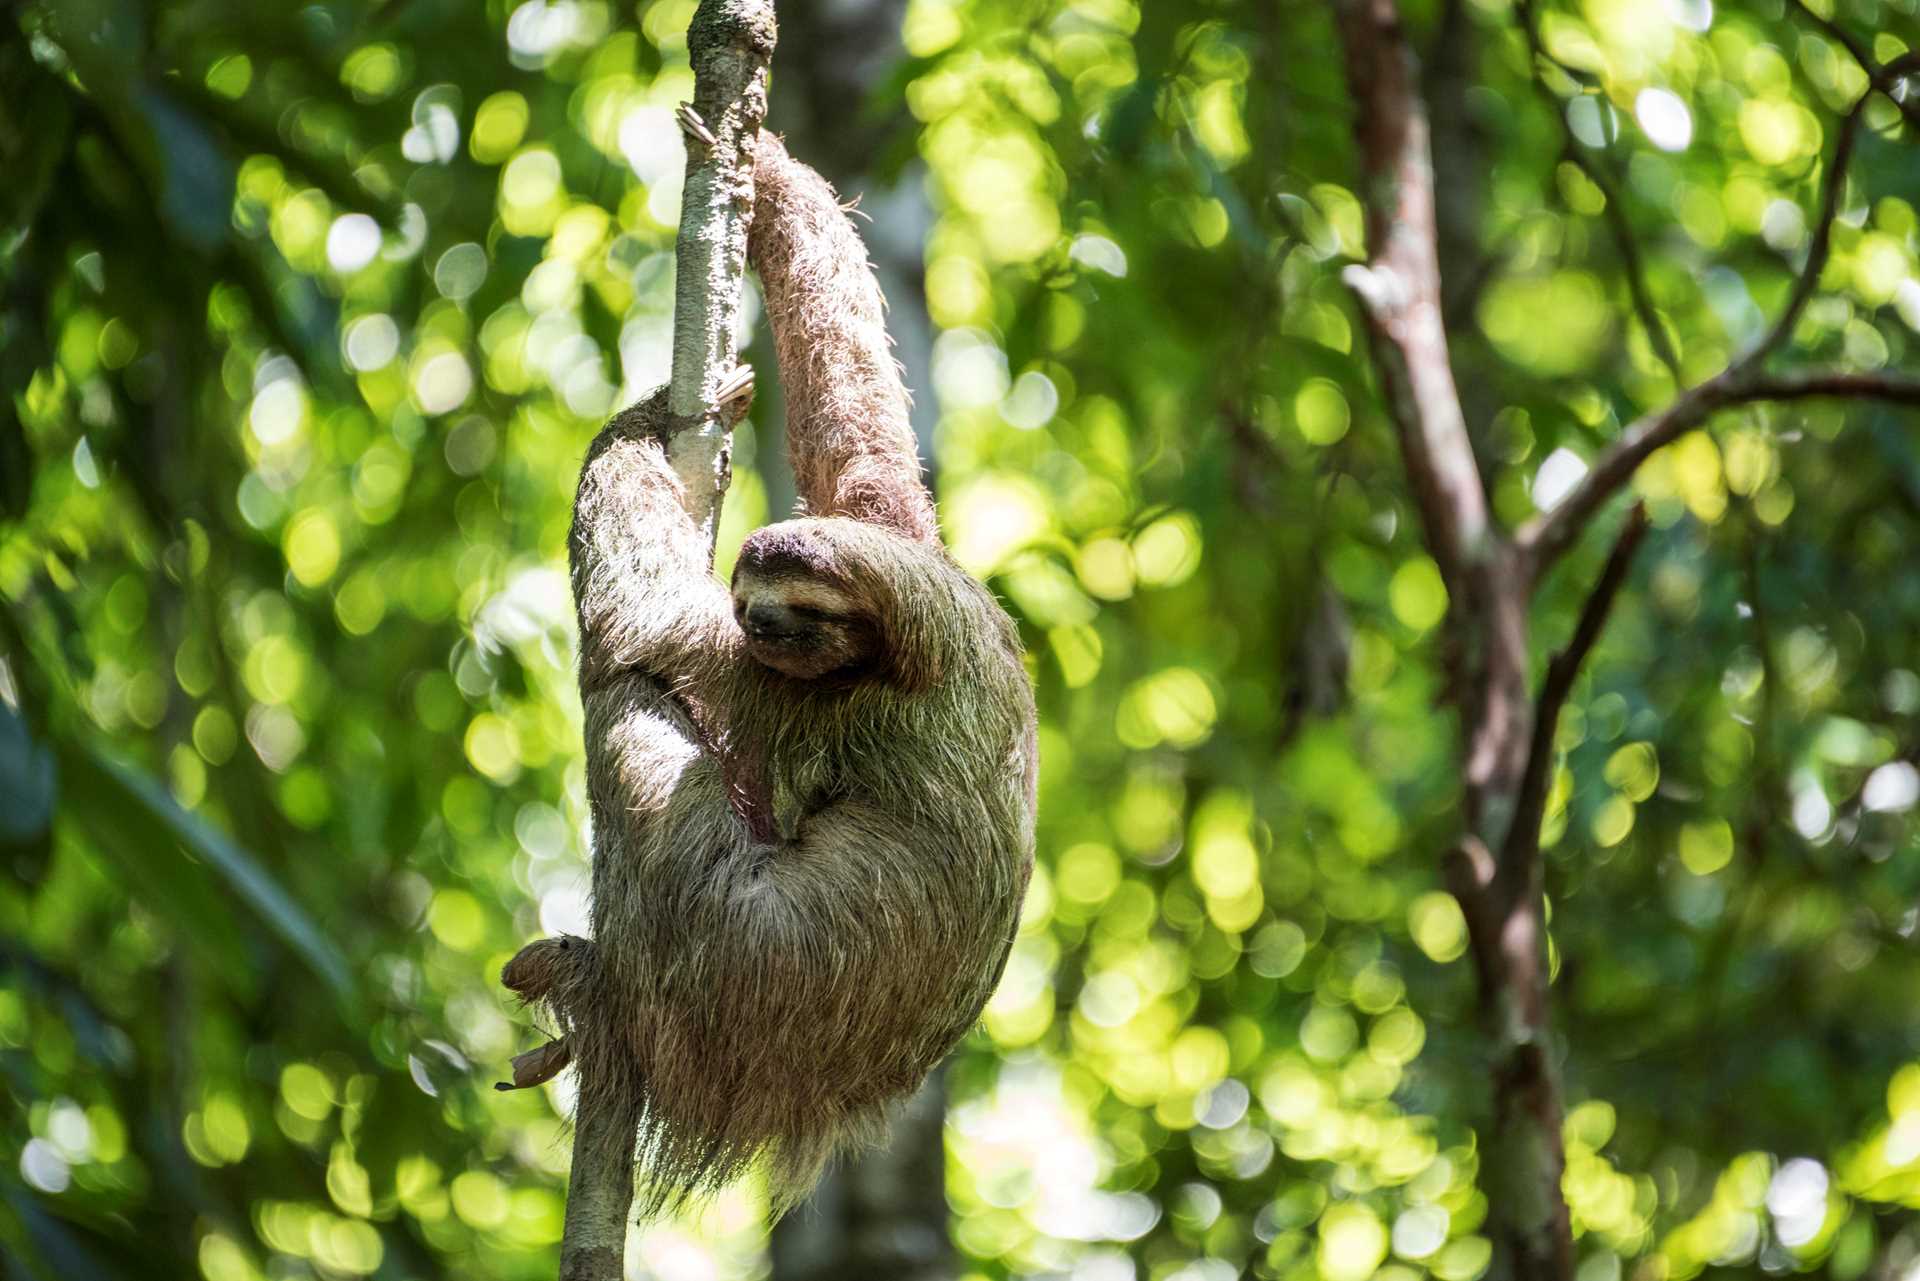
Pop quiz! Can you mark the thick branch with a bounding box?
[664,0,778,545]
[1517,368,1920,576]
[1335,0,1489,584]
[1503,505,1648,883]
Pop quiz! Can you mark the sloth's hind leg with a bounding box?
[498,934,599,1091]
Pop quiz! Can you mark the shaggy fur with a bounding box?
[503,133,1037,1218]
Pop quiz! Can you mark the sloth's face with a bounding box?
[732,525,881,681]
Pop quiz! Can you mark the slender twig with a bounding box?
[556,7,775,1280]
[1510,28,1920,582]
[1788,1,1920,131]
[1748,95,1867,365]
[1502,505,1649,883]
[1518,367,1920,576]
[1512,0,1682,380]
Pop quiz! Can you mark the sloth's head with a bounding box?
[731,521,887,682]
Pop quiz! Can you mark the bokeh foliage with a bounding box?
[4,0,1920,1279]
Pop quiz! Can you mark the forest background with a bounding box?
[4,0,1920,1279]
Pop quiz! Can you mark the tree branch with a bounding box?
[1514,45,1920,580]
[663,0,779,547]
[1748,92,1866,366]
[1787,1,1920,132]
[1517,368,1920,576]
[1502,504,1648,883]
[557,6,775,1280]
[1334,0,1489,585]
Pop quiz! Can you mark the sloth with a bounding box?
[500,127,1038,1217]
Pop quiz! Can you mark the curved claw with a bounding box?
[494,1037,572,1092]
[676,103,716,149]
[715,363,755,420]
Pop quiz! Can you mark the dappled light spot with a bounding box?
[1738,98,1821,166]
[1863,762,1920,813]
[1131,512,1201,588]
[427,888,485,951]
[434,242,489,300]
[1317,1202,1388,1281]
[618,105,683,185]
[1634,88,1693,152]
[465,712,522,783]
[249,376,310,448]
[947,473,1050,574]
[1531,446,1589,512]
[1049,624,1103,688]
[1678,820,1734,876]
[1388,557,1448,631]
[1294,379,1350,446]
[1074,537,1134,601]
[1069,233,1128,277]
[325,213,381,274]
[283,509,341,586]
[1116,667,1217,750]
[1002,369,1060,430]
[933,327,1011,411]
[410,349,474,415]
[499,148,566,235]
[1592,795,1636,847]
[1409,892,1468,963]
[472,91,531,166]
[342,313,400,371]
[1480,271,1614,375]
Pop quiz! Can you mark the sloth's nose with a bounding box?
[744,599,800,637]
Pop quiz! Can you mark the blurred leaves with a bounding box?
[62,740,355,1007]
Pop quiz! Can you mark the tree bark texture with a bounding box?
[665,0,779,545]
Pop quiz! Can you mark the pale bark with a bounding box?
[664,0,779,545]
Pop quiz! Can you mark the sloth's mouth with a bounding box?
[738,598,824,646]
[746,622,816,647]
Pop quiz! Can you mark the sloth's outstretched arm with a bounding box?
[567,382,747,688]
[749,133,940,545]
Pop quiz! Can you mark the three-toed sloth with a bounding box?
[502,130,1038,1217]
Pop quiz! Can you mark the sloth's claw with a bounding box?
[715,363,755,416]
[676,103,716,148]
[495,1037,572,1092]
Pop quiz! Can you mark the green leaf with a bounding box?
[56,740,354,1007]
